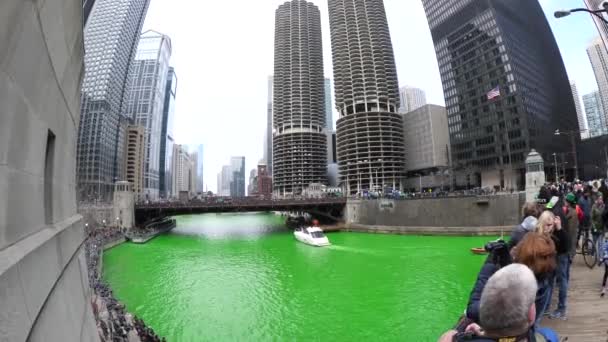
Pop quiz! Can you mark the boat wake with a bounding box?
[328,245,381,256]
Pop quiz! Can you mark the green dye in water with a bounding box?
[103,213,491,341]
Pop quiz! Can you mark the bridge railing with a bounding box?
[135,197,347,209]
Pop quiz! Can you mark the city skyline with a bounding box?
[140,0,602,193]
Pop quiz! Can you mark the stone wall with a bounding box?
[344,193,525,235]
[0,1,99,341]
[79,204,115,227]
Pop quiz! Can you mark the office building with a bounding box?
[191,144,204,193]
[230,156,246,197]
[588,36,608,127]
[124,125,145,199]
[273,0,327,196]
[83,0,97,25]
[172,144,195,196]
[584,91,608,138]
[585,0,608,53]
[399,86,427,113]
[402,105,451,190]
[325,78,334,131]
[77,0,150,202]
[160,67,177,199]
[265,76,273,175]
[218,165,233,196]
[257,163,273,198]
[422,0,577,189]
[328,0,405,194]
[248,168,258,196]
[571,82,589,139]
[123,30,172,201]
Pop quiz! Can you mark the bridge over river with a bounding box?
[135,198,347,225]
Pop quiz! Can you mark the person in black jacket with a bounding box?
[536,210,570,320]
[464,233,556,326]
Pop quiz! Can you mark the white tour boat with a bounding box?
[293,226,331,247]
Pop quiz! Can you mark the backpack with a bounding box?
[576,205,584,224]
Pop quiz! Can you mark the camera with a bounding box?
[485,240,511,268]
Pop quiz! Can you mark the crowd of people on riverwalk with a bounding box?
[439,178,608,341]
[85,226,166,342]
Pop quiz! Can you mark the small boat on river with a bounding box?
[294,226,331,247]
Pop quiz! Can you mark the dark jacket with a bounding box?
[551,228,569,255]
[578,196,592,228]
[465,260,550,325]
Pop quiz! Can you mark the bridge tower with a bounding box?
[113,181,135,229]
[525,149,545,203]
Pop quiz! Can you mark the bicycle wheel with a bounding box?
[582,238,597,269]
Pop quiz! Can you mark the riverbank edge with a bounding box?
[339,223,510,236]
[89,234,166,342]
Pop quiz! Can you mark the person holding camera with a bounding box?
[439,264,559,342]
[463,233,556,326]
[536,210,570,320]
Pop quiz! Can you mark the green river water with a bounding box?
[103,213,491,341]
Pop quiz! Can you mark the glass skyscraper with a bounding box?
[422,0,577,188]
[123,30,172,200]
[587,36,608,130]
[328,0,405,194]
[273,0,327,196]
[584,90,608,138]
[230,157,246,197]
[160,67,177,199]
[77,0,150,202]
[399,86,427,113]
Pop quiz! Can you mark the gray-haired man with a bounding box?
[438,264,559,341]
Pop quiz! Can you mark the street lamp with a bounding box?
[554,6,608,24]
[554,129,586,180]
[552,153,559,182]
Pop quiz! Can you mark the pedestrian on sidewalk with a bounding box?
[536,210,570,320]
[562,193,579,266]
[592,194,605,265]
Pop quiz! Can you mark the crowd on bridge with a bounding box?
[438,178,608,341]
[85,226,165,342]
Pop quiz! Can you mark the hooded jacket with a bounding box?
[508,216,538,250]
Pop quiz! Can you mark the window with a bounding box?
[44,130,56,224]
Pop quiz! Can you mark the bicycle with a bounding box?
[578,228,597,269]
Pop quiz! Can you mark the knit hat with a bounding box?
[565,192,577,204]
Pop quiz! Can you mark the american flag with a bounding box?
[486,86,500,100]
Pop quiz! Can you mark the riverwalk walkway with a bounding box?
[542,257,608,341]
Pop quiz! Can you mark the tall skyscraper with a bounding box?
[230,156,246,197]
[422,0,577,188]
[273,0,327,196]
[328,0,405,194]
[265,76,273,175]
[172,144,195,196]
[324,78,334,131]
[77,0,150,202]
[248,168,258,196]
[585,0,608,53]
[194,145,204,193]
[570,82,589,139]
[399,86,427,113]
[588,36,608,127]
[584,90,608,138]
[219,165,233,196]
[123,30,172,201]
[160,67,177,199]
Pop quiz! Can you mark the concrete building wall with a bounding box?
[403,104,449,171]
[0,0,98,341]
[345,193,525,232]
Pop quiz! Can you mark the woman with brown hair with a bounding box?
[464,232,557,326]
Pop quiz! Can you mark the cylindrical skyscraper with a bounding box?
[328,0,405,194]
[273,0,327,196]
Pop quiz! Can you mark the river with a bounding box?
[103,213,490,341]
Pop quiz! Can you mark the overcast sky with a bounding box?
[142,0,598,193]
